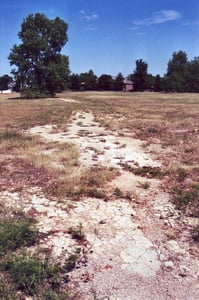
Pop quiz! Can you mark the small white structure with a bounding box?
[1,89,12,93]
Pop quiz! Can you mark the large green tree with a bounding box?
[133,59,148,91]
[154,74,164,92]
[69,73,81,91]
[114,72,124,91]
[0,74,12,91]
[9,13,70,98]
[165,51,188,92]
[186,57,199,92]
[98,74,113,90]
[79,70,97,90]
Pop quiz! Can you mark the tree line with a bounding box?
[67,51,199,93]
[1,13,199,97]
[131,51,199,93]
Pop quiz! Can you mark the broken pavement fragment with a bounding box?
[120,230,161,277]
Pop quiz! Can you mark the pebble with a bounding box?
[159,254,166,261]
[167,240,185,255]
[164,261,174,269]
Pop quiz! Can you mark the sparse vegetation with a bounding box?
[1,253,60,296]
[138,181,151,189]
[82,166,119,189]
[121,164,164,179]
[0,252,74,299]
[0,216,37,257]
[0,213,74,299]
[63,248,81,273]
[114,187,123,198]
[171,183,199,216]
[88,188,107,199]
[68,224,85,242]
[0,91,199,298]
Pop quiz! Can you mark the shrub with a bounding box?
[68,224,85,241]
[21,88,53,99]
[88,188,107,199]
[114,187,123,198]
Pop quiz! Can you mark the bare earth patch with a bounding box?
[1,107,199,299]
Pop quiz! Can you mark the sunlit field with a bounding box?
[1,91,199,212]
[0,91,199,298]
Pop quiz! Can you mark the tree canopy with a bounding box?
[5,17,199,97]
[114,73,124,91]
[9,13,70,98]
[0,74,12,91]
[133,59,148,91]
[165,51,188,92]
[98,74,113,90]
[79,70,98,90]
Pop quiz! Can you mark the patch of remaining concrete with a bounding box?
[28,111,160,169]
[120,232,160,277]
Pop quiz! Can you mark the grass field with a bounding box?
[0,91,199,298]
[0,90,199,219]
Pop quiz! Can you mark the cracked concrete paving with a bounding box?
[28,111,160,169]
[2,107,198,299]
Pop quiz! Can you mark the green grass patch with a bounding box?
[0,217,37,257]
[1,253,64,297]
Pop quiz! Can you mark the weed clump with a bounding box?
[82,166,119,187]
[63,248,81,273]
[88,188,107,199]
[121,164,164,179]
[0,253,72,299]
[68,224,85,242]
[0,217,37,257]
[1,254,60,296]
[0,213,76,299]
[114,187,123,198]
[171,183,199,216]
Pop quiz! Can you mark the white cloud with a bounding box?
[133,10,182,27]
[80,10,99,21]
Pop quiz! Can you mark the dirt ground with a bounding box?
[1,96,199,299]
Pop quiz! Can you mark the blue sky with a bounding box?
[1,0,199,77]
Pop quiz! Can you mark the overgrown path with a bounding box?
[1,98,198,299]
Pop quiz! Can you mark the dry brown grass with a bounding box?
[0,91,199,214]
[0,91,198,298]
[60,91,199,216]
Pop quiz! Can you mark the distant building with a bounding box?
[123,79,133,92]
